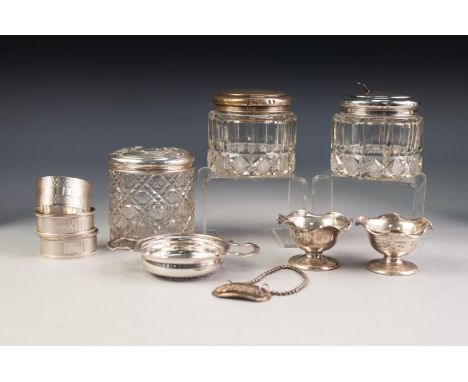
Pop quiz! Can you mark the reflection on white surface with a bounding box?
[0,166,467,345]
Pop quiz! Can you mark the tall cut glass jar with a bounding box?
[331,85,423,180]
[208,90,297,177]
[107,146,195,250]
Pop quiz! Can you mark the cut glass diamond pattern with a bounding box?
[256,157,271,175]
[208,148,295,177]
[109,169,195,245]
[208,112,296,177]
[331,147,422,180]
[331,114,423,180]
[230,155,250,175]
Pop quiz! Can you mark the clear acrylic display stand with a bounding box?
[197,167,307,247]
[310,170,427,218]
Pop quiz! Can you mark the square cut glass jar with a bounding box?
[331,89,423,180]
[107,147,195,250]
[208,90,297,177]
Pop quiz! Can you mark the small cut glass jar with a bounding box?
[331,84,423,180]
[108,146,195,250]
[208,89,297,177]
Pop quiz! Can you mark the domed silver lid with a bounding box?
[340,83,420,116]
[213,89,292,113]
[108,146,194,172]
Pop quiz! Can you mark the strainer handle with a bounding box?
[227,241,260,257]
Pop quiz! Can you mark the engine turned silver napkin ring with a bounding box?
[37,229,99,259]
[356,213,433,276]
[212,265,308,302]
[36,175,91,214]
[331,83,424,180]
[208,89,297,177]
[36,208,96,234]
[35,176,98,258]
[278,210,352,271]
[137,233,259,280]
[107,146,195,251]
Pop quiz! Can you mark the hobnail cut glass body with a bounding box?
[331,113,423,180]
[108,169,195,249]
[208,111,297,177]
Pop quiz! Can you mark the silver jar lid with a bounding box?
[340,83,419,116]
[213,89,292,114]
[108,146,195,172]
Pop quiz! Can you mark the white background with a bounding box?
[1,166,467,346]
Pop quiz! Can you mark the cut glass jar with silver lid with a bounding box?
[108,146,195,250]
[331,83,424,180]
[208,89,297,177]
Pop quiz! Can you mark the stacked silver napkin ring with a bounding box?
[35,176,98,258]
